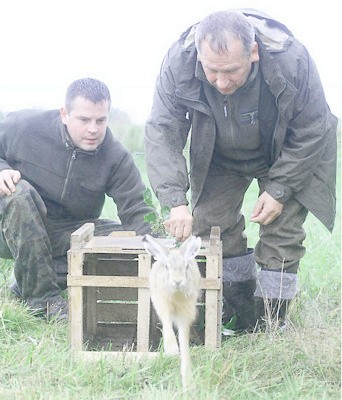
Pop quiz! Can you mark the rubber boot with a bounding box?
[255,297,291,331]
[222,249,257,331]
[254,267,298,331]
[223,279,257,331]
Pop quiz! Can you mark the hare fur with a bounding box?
[143,234,202,388]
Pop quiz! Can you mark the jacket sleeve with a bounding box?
[0,118,16,171]
[265,44,337,203]
[145,47,192,209]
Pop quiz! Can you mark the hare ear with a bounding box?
[142,235,169,264]
[180,236,201,262]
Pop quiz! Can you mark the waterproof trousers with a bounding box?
[192,166,308,329]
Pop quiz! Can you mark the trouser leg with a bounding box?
[254,184,308,324]
[0,180,61,307]
[192,167,252,257]
[192,168,256,329]
[0,180,125,304]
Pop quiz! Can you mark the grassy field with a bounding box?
[0,139,340,399]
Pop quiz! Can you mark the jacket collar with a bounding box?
[59,121,74,149]
[257,38,297,114]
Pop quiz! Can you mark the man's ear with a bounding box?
[60,107,68,124]
[251,41,260,63]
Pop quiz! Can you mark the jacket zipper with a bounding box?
[270,81,287,161]
[225,97,237,152]
[223,96,228,118]
[61,149,77,201]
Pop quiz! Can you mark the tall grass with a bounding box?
[0,124,340,399]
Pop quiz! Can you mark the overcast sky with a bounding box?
[0,0,340,123]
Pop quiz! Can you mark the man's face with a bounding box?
[60,96,109,151]
[198,38,259,95]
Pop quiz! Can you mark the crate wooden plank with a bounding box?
[83,236,145,251]
[85,259,98,335]
[85,287,97,335]
[109,231,136,237]
[216,241,223,346]
[137,254,152,352]
[77,237,215,257]
[68,275,149,288]
[204,255,220,349]
[68,275,220,290]
[70,223,94,249]
[209,226,221,255]
[68,250,85,351]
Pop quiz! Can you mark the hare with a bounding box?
[142,234,202,388]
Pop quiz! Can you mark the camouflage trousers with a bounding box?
[0,179,123,307]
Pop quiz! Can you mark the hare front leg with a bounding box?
[161,314,179,355]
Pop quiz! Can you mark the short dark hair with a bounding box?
[65,78,111,112]
[195,10,255,56]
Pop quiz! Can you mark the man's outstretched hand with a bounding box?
[164,205,193,242]
[250,191,283,225]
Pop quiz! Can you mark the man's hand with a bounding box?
[0,169,21,196]
[250,191,284,225]
[164,205,193,242]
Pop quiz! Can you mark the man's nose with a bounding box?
[215,73,230,90]
[88,121,98,133]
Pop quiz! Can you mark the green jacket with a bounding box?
[0,109,153,234]
[145,10,337,232]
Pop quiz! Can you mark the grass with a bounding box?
[0,139,340,399]
[0,301,340,399]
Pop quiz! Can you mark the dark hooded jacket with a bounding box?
[0,109,153,234]
[145,9,337,232]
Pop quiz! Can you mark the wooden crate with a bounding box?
[67,223,222,359]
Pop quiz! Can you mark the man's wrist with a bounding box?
[265,181,293,204]
[159,191,188,208]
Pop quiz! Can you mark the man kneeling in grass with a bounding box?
[0,78,153,321]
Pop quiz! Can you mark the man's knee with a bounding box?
[2,179,35,200]
[1,179,37,207]
[3,179,47,214]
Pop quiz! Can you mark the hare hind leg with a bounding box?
[177,321,192,388]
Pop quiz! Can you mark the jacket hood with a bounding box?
[181,8,293,53]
